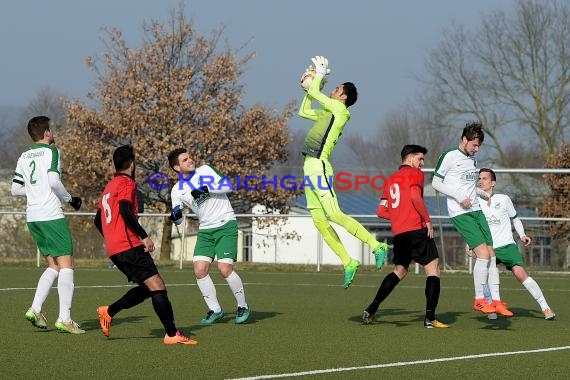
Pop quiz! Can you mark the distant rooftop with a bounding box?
[290,190,538,224]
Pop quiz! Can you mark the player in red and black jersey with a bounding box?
[362,145,449,329]
[94,145,197,345]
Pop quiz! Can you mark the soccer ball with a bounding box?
[300,67,325,91]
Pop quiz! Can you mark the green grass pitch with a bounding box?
[1,265,569,379]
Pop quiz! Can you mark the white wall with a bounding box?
[251,213,375,266]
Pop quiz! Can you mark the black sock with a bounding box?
[108,285,151,317]
[425,276,440,321]
[150,290,177,337]
[366,272,400,314]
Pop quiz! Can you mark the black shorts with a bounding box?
[392,227,439,268]
[110,245,159,284]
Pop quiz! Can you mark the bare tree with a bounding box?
[270,129,305,178]
[541,143,570,267]
[0,109,25,169]
[24,87,67,126]
[345,105,455,195]
[0,87,67,169]
[421,0,570,167]
[541,144,570,238]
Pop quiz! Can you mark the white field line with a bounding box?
[227,346,570,380]
[1,281,569,292]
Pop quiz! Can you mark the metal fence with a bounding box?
[1,211,569,272]
[1,168,569,272]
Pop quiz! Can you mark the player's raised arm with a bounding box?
[298,92,318,121]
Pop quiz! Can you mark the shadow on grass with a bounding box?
[477,314,513,330]
[349,308,415,327]
[408,310,466,327]
[81,315,148,332]
[351,309,468,328]
[188,309,281,332]
[474,307,548,330]
[428,310,467,325]
[509,307,546,319]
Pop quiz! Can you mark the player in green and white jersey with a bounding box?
[298,56,387,289]
[478,168,555,320]
[432,121,511,316]
[11,116,84,333]
[168,148,250,325]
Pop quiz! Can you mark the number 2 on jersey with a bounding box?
[389,183,400,208]
[29,160,37,184]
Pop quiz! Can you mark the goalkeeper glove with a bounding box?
[69,196,82,211]
[170,205,183,224]
[191,185,209,199]
[311,56,330,77]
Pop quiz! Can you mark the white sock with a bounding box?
[31,267,58,313]
[225,271,248,308]
[487,257,501,301]
[522,277,550,311]
[473,258,489,299]
[196,275,222,313]
[57,268,74,322]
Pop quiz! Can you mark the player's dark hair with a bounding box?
[342,82,357,107]
[479,167,496,181]
[113,145,135,172]
[168,148,187,172]
[400,144,428,161]
[462,120,485,143]
[27,116,50,142]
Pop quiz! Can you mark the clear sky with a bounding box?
[0,0,517,134]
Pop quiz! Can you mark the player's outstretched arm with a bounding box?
[306,56,334,107]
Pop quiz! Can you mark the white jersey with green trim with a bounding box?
[433,148,480,217]
[171,164,235,229]
[479,193,517,248]
[14,144,65,222]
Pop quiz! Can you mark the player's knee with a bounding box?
[424,260,440,277]
[328,210,351,227]
[218,264,233,278]
[150,289,169,304]
[193,260,211,278]
[141,275,166,293]
[511,265,527,282]
[394,266,408,279]
[312,218,330,233]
